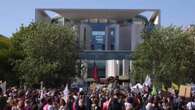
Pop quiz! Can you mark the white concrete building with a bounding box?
[35,9,160,82]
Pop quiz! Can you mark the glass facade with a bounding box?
[81,19,134,79]
[90,23,107,50]
[88,23,107,77]
[86,23,118,78]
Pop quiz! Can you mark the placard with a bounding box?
[185,86,191,98]
[179,85,191,98]
[179,85,185,97]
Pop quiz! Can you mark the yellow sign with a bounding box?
[179,85,191,98]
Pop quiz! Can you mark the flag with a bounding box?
[92,62,100,82]
[151,86,157,96]
[63,84,69,103]
[172,82,179,90]
[162,84,166,91]
[144,75,152,87]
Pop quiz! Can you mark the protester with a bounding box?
[90,94,100,110]
[73,91,86,110]
[0,77,195,110]
[59,98,66,110]
[108,89,123,110]
[124,96,133,110]
[17,99,25,110]
[43,97,54,110]
[186,97,195,110]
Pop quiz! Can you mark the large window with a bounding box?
[90,23,106,50]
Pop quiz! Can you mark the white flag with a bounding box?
[0,81,6,95]
[144,75,152,87]
[63,84,69,103]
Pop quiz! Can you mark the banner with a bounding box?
[92,62,100,81]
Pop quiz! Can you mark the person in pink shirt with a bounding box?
[102,98,111,110]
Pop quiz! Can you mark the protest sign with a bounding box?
[179,85,191,98]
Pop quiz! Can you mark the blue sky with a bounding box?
[0,0,195,37]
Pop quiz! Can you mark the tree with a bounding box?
[0,35,11,62]
[0,35,18,85]
[0,35,10,78]
[11,22,79,87]
[132,26,195,85]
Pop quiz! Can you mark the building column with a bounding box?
[106,60,120,78]
[115,24,120,50]
[122,59,129,77]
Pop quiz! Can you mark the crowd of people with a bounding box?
[0,79,195,110]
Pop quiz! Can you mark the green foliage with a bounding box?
[0,35,18,85]
[0,35,11,61]
[132,26,195,85]
[11,22,78,87]
[0,35,11,49]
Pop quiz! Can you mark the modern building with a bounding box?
[35,9,160,82]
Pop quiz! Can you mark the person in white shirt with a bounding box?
[186,98,195,110]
